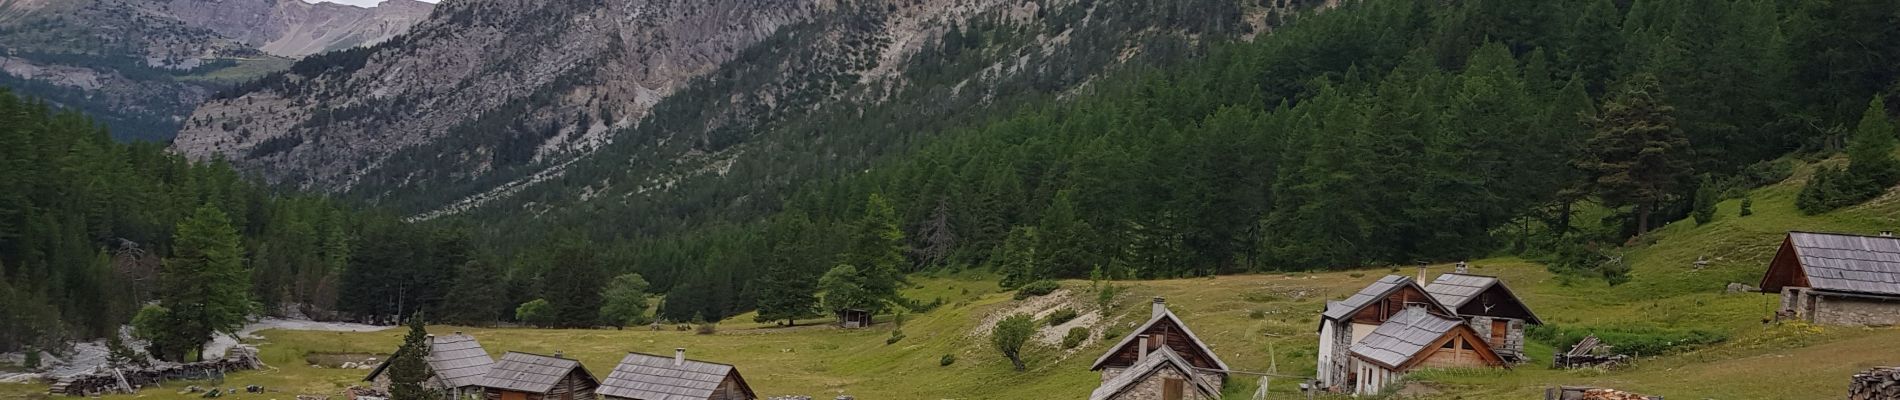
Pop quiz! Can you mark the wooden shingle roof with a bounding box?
[1323,275,1411,320]
[1762,231,1900,295]
[1087,347,1222,400]
[1348,308,1464,369]
[598,352,754,400]
[477,352,593,394]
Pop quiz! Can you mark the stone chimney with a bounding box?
[1417,264,1427,282]
[1882,231,1894,238]
[1136,336,1149,363]
[1455,261,1469,274]
[675,348,686,366]
[553,351,564,358]
[1152,297,1167,318]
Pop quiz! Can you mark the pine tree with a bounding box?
[440,260,506,326]
[1846,96,1898,186]
[754,212,822,325]
[1692,176,1718,225]
[1580,74,1691,234]
[153,205,251,361]
[387,315,437,400]
[996,227,1040,289]
[1035,190,1092,278]
[542,237,605,328]
[839,194,907,313]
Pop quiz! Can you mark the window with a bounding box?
[1163,377,1184,400]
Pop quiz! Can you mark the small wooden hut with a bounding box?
[474,352,598,400]
[598,348,756,400]
[836,309,872,328]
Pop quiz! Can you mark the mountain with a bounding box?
[174,0,1293,216]
[0,0,433,141]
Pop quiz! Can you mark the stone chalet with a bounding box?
[1761,231,1900,326]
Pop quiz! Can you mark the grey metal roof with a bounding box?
[477,352,591,393]
[1348,308,1463,369]
[1786,231,1900,295]
[1424,273,1543,324]
[1423,274,1497,309]
[1088,347,1222,400]
[1088,307,1231,372]
[1323,275,1452,321]
[362,334,496,389]
[427,334,495,389]
[598,352,752,400]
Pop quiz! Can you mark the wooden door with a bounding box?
[1490,320,1508,345]
[1163,377,1184,400]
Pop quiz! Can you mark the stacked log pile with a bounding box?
[49,347,263,397]
[1851,366,1900,400]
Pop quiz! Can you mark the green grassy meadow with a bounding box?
[5,159,1899,400]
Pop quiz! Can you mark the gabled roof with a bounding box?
[477,352,595,394]
[1322,275,1452,322]
[1348,308,1468,369]
[1761,231,1900,295]
[598,352,755,400]
[364,334,496,389]
[1089,308,1230,372]
[1424,273,1542,324]
[1088,347,1222,400]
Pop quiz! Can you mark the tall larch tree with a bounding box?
[1580,74,1691,234]
[156,204,251,361]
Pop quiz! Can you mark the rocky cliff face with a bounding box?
[0,0,432,140]
[174,0,818,192]
[173,0,1294,217]
[157,0,436,58]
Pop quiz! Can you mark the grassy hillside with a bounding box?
[5,160,1899,399]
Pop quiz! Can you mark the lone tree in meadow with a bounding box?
[990,314,1035,372]
[149,205,251,361]
[598,273,651,329]
[387,315,437,400]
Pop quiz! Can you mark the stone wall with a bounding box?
[1814,296,1900,327]
[1103,366,1214,400]
[1466,316,1526,362]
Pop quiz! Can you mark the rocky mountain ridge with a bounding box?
[0,0,433,140]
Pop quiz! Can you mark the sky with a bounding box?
[303,0,440,7]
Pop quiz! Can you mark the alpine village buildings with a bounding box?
[1317,264,1540,395]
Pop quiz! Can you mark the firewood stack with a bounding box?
[1851,366,1900,400]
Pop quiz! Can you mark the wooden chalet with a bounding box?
[1760,231,1900,326]
[1088,346,1222,400]
[1345,308,1505,395]
[1090,297,1229,396]
[365,332,497,400]
[597,349,756,400]
[1423,273,1542,362]
[474,352,599,400]
[1315,275,1456,390]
